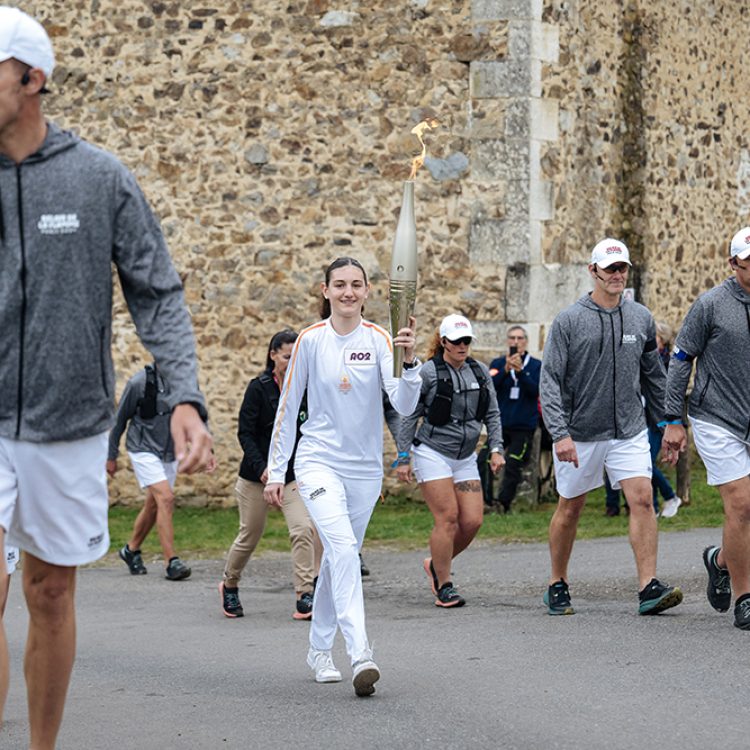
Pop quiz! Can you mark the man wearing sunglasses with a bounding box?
[540,238,682,617]
[662,227,750,630]
[489,326,542,512]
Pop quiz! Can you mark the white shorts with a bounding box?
[128,452,178,489]
[5,544,19,575]
[553,429,651,499]
[412,443,481,484]
[0,433,110,566]
[690,417,750,486]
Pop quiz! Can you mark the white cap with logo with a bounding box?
[439,314,473,341]
[729,227,750,260]
[0,6,55,79]
[590,238,631,268]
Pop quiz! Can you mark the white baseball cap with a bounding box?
[729,227,750,260]
[439,314,473,341]
[590,238,631,268]
[0,6,55,79]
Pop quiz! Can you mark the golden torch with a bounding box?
[389,118,439,377]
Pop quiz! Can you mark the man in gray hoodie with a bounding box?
[0,8,212,747]
[540,238,682,617]
[663,227,750,630]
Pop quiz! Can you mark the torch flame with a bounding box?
[409,117,440,180]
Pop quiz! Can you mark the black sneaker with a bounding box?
[703,546,731,612]
[359,553,370,577]
[543,579,574,615]
[638,578,683,615]
[734,595,750,630]
[435,582,465,608]
[293,591,314,621]
[165,557,191,581]
[219,581,243,618]
[119,545,147,575]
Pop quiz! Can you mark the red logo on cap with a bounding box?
[744,235,750,244]
[606,246,622,254]
[455,321,469,328]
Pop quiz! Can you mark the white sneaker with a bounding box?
[660,497,682,519]
[307,648,342,683]
[352,656,380,697]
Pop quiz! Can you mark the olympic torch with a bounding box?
[389,180,418,377]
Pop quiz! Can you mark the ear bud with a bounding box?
[21,71,31,86]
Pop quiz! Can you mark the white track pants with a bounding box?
[296,466,381,664]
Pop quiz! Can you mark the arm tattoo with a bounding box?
[454,480,481,493]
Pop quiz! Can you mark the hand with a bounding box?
[393,315,417,364]
[554,436,579,467]
[396,464,413,483]
[171,403,213,474]
[661,424,687,466]
[263,482,284,509]
[260,468,269,484]
[507,353,523,372]
[204,454,217,474]
[106,459,118,477]
[490,451,505,474]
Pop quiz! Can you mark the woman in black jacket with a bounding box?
[219,330,321,619]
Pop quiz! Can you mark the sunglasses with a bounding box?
[730,257,750,270]
[599,263,629,275]
[445,336,472,346]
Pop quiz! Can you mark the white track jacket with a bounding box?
[267,318,422,482]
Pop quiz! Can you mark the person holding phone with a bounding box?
[489,326,542,512]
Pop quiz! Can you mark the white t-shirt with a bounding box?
[268,318,422,482]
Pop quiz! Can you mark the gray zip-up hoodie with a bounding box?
[107,366,175,462]
[0,123,206,443]
[397,357,503,460]
[665,277,750,441]
[540,294,665,443]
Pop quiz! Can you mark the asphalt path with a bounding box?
[1,528,746,749]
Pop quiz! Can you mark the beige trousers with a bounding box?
[223,477,320,593]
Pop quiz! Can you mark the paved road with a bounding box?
[1,528,745,749]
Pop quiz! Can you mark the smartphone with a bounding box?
[509,346,518,357]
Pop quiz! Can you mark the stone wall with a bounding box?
[15,0,750,504]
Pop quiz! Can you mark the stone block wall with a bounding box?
[15,0,750,504]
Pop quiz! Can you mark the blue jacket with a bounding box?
[490,354,541,432]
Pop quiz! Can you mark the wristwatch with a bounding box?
[402,357,420,370]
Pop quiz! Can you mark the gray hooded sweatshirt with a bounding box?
[540,294,666,443]
[107,366,175,463]
[397,356,503,460]
[665,277,750,442]
[0,123,206,443]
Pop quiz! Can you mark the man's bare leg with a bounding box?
[548,494,586,583]
[149,481,177,562]
[23,554,77,750]
[716,476,750,598]
[620,476,658,589]
[128,486,158,551]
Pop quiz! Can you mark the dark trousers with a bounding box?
[497,428,534,509]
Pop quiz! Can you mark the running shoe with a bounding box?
[359,553,370,577]
[307,648,342,683]
[703,545,731,612]
[219,581,243,618]
[423,557,438,595]
[352,654,380,697]
[293,591,314,621]
[734,595,750,630]
[435,582,465,608]
[165,557,191,581]
[119,545,147,575]
[660,497,682,519]
[638,578,683,615]
[543,580,575,615]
